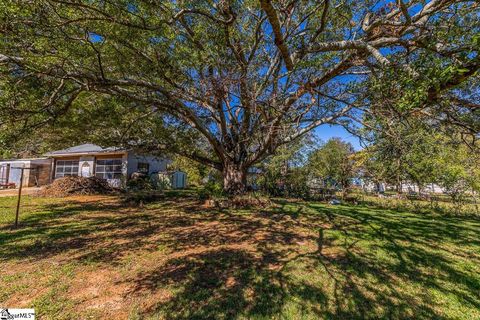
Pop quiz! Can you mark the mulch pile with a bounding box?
[39,176,117,197]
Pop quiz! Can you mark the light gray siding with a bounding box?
[126,153,169,178]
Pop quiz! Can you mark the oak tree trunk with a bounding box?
[223,163,247,195]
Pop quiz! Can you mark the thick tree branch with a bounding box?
[260,0,294,71]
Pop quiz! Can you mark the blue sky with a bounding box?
[314,124,363,150]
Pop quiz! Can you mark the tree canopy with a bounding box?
[0,0,479,193]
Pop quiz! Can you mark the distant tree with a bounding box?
[362,114,480,201]
[259,135,314,197]
[436,143,480,203]
[351,148,388,193]
[367,121,442,193]
[308,138,356,196]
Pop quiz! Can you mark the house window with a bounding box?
[95,159,123,180]
[55,160,79,178]
[137,162,149,173]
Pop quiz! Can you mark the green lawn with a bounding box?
[0,194,479,319]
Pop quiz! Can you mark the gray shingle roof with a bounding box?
[44,144,125,156]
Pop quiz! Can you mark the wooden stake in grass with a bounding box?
[14,167,25,228]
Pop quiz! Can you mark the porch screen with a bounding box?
[95,159,123,179]
[55,160,79,178]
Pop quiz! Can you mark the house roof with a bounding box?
[0,157,50,163]
[44,144,125,156]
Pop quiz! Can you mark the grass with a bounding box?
[0,194,479,319]
[359,193,480,217]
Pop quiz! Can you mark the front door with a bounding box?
[0,164,9,185]
[81,162,92,177]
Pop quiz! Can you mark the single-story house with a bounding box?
[0,144,175,188]
[45,144,170,187]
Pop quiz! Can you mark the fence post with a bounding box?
[14,167,24,228]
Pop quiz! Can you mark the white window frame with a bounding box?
[55,160,79,178]
[95,159,123,180]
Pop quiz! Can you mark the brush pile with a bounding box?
[204,194,273,209]
[39,176,116,197]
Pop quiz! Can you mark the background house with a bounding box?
[0,144,179,189]
[45,144,170,187]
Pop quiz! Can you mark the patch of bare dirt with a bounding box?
[0,187,42,197]
[1,195,341,319]
[68,268,130,317]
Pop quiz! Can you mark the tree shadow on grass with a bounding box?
[127,248,287,320]
[1,197,479,319]
[122,201,473,319]
[307,203,480,315]
[0,199,169,262]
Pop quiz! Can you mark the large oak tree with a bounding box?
[0,0,478,193]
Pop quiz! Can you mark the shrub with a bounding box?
[126,174,154,191]
[150,173,172,190]
[197,180,225,200]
